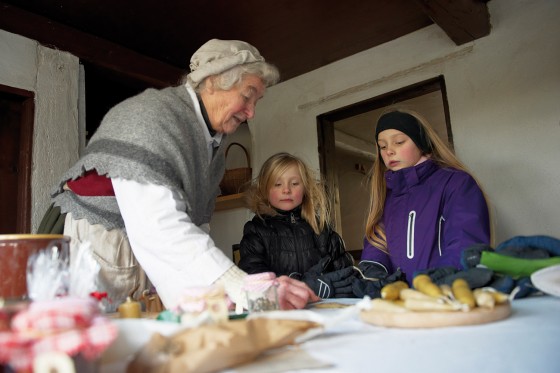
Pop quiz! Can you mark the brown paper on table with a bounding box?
[126,318,322,373]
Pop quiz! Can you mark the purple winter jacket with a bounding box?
[361,159,490,285]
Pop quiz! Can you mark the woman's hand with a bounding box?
[276,275,320,310]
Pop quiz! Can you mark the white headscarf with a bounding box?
[187,39,265,88]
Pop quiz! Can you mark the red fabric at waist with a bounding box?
[66,170,115,196]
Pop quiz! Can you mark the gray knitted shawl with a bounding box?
[52,85,226,230]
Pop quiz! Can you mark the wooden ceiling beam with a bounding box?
[0,3,184,87]
[413,0,491,45]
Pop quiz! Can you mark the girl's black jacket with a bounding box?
[238,206,353,277]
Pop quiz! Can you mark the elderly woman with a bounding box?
[52,39,319,311]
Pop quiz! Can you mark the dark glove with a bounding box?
[438,267,494,288]
[356,261,389,279]
[460,243,492,269]
[352,268,405,298]
[414,266,493,289]
[488,274,515,293]
[413,266,458,284]
[302,258,356,298]
[510,277,539,299]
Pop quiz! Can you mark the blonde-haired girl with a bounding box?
[239,152,355,298]
[361,109,491,286]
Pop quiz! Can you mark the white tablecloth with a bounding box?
[277,295,560,373]
[102,295,560,373]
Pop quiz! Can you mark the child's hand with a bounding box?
[276,276,320,310]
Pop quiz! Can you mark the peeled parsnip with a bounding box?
[400,288,440,301]
[381,281,409,300]
[452,279,476,309]
[370,298,409,313]
[440,284,454,300]
[492,291,510,304]
[404,298,463,312]
[473,288,496,309]
[480,287,510,304]
[412,274,443,298]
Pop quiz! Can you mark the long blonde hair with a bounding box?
[244,152,330,234]
[365,108,493,252]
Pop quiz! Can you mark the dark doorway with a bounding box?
[0,84,35,233]
[82,62,152,141]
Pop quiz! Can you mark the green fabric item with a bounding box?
[480,251,560,278]
[37,203,66,234]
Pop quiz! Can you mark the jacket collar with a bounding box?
[385,159,438,194]
[271,205,302,220]
[273,205,301,216]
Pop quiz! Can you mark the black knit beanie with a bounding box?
[375,111,431,153]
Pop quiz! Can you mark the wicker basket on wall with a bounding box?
[220,142,252,195]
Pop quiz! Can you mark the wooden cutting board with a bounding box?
[360,302,511,328]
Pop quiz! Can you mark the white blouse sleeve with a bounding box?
[111,177,234,309]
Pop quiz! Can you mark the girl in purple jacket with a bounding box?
[359,109,491,289]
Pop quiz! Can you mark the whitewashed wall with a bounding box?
[0,30,79,232]
[245,0,560,246]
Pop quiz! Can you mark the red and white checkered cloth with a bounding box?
[0,297,118,372]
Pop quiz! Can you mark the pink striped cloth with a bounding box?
[242,272,279,292]
[0,297,117,372]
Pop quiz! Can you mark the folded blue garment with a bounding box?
[495,235,560,257]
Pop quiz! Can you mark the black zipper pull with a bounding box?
[291,212,296,224]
